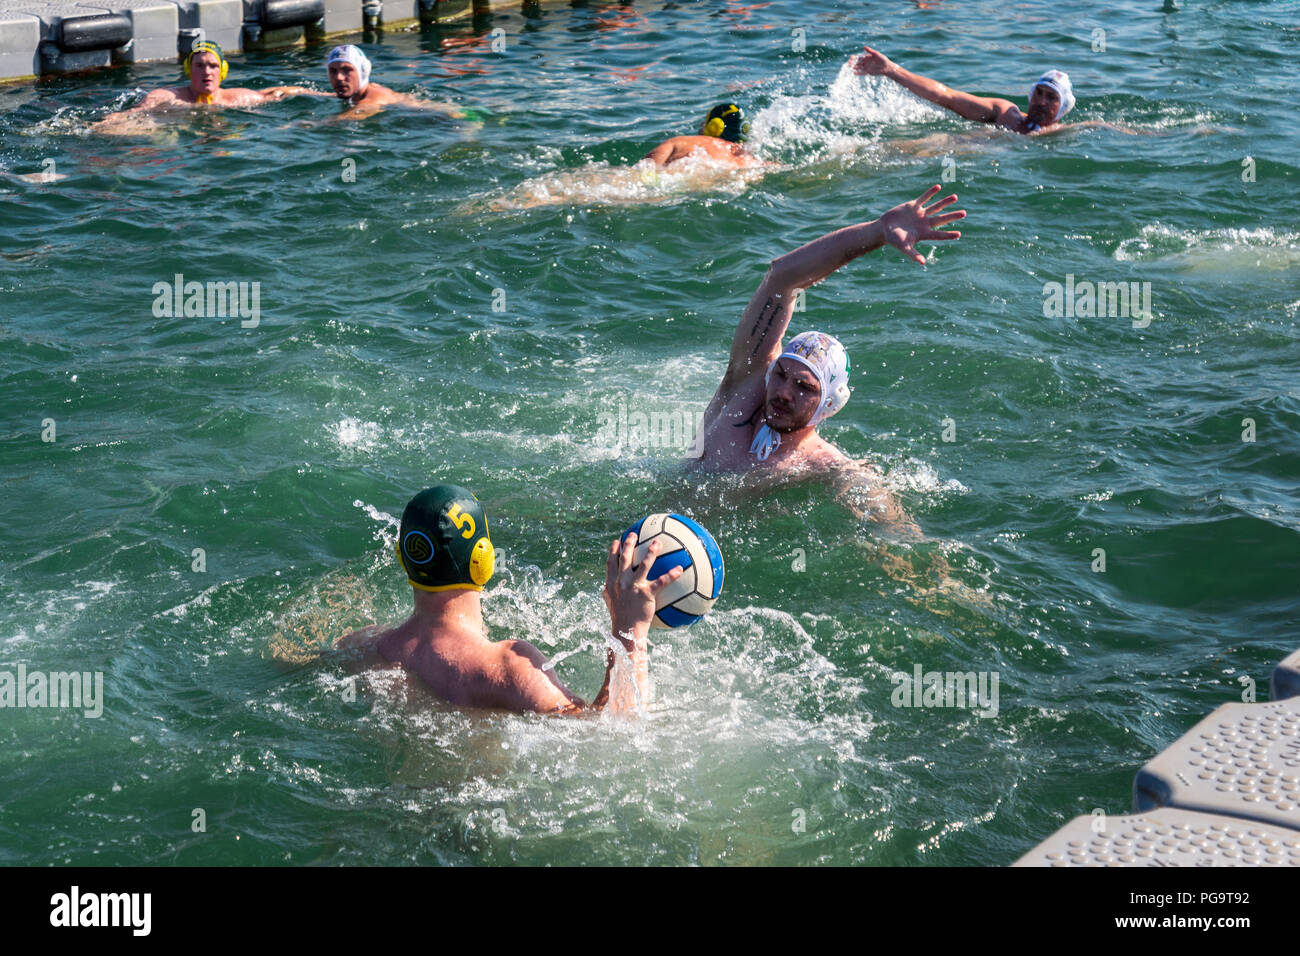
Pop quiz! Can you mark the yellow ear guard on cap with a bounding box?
[702,103,747,142]
[469,537,495,587]
[185,41,229,82]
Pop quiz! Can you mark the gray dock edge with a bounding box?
[1,0,555,83]
[1015,647,1300,866]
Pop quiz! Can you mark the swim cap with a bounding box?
[1032,70,1075,122]
[185,40,228,82]
[770,331,851,426]
[750,331,852,461]
[397,485,495,592]
[328,44,372,91]
[702,103,748,143]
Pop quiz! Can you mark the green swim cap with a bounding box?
[397,485,495,592]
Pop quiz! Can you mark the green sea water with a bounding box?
[1,0,1297,866]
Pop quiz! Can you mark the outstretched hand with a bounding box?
[601,533,682,644]
[879,184,965,265]
[850,45,893,76]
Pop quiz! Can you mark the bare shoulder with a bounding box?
[497,638,548,667]
[367,84,406,105]
[804,439,855,473]
[823,455,892,494]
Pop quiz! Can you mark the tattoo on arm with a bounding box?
[748,296,779,356]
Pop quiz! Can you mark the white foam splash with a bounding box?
[352,499,399,532]
[329,417,383,453]
[478,155,762,211]
[1114,224,1300,271]
[825,63,946,126]
[885,459,969,497]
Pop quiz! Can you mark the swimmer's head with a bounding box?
[328,44,372,100]
[1028,70,1074,126]
[701,103,748,143]
[185,41,228,101]
[763,331,851,432]
[397,485,495,593]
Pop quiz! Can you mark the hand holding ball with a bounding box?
[621,513,724,628]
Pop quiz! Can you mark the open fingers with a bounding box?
[898,239,925,265]
[927,209,965,228]
[912,183,943,207]
[922,191,959,215]
[619,531,640,574]
[603,537,621,593]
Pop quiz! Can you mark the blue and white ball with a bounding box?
[624,513,724,628]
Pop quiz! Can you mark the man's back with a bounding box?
[644,135,752,168]
[340,616,583,713]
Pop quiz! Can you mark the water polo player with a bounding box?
[689,185,964,534]
[851,45,1076,135]
[336,485,680,714]
[95,41,324,130]
[326,45,466,119]
[643,103,762,167]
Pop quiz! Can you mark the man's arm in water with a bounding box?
[717,184,965,398]
[260,86,333,101]
[92,88,184,129]
[851,45,1019,127]
[1058,118,1145,135]
[829,461,923,541]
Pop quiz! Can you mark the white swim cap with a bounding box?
[1032,70,1075,122]
[328,44,372,90]
[750,331,852,461]
[770,331,851,426]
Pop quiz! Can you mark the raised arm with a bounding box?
[596,534,682,716]
[851,45,1016,126]
[722,185,965,387]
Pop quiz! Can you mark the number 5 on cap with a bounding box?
[447,503,475,538]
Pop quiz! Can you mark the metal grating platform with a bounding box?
[1014,807,1300,866]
